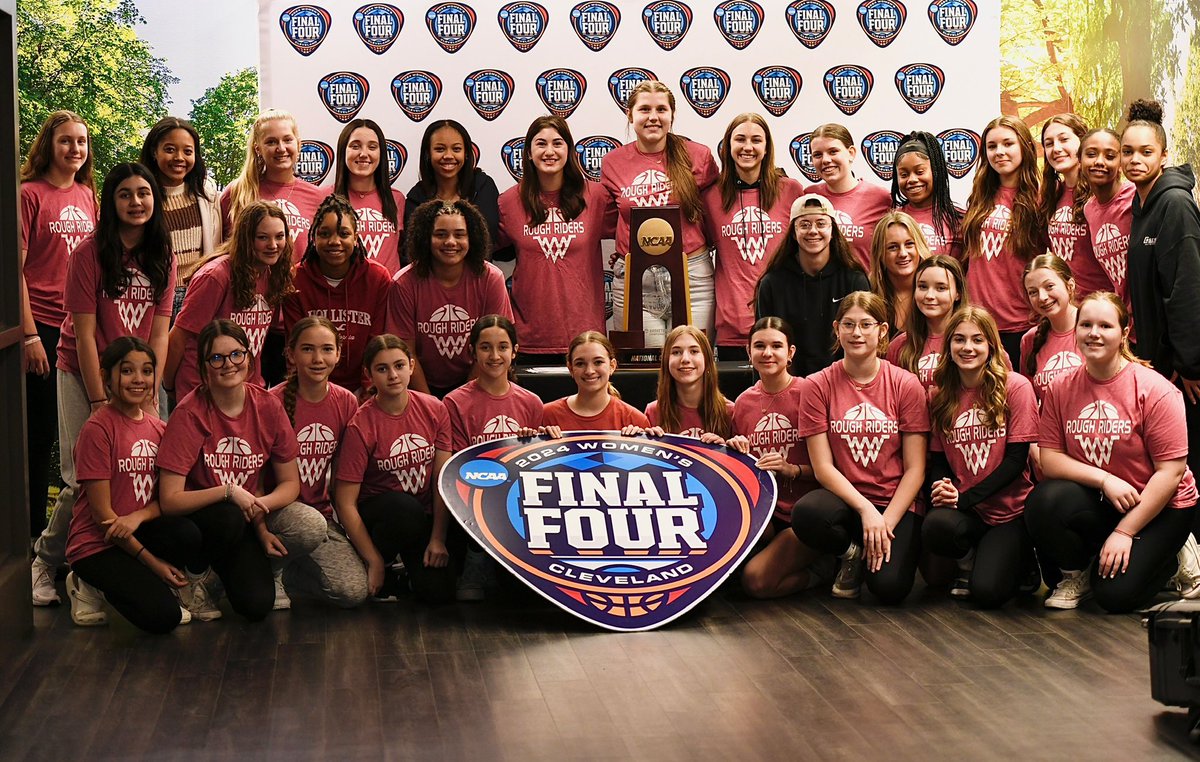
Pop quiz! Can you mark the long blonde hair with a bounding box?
[930,306,1011,434]
[225,110,300,225]
[655,326,731,438]
[868,212,932,329]
[627,81,704,223]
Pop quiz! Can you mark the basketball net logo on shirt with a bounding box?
[296,422,337,487]
[236,295,273,359]
[981,205,1011,261]
[917,352,940,385]
[49,205,95,256]
[750,411,797,460]
[918,222,948,252]
[1048,206,1087,262]
[829,402,896,466]
[622,169,673,207]
[379,432,434,491]
[1066,400,1132,467]
[832,209,864,241]
[355,207,397,260]
[524,207,585,263]
[946,407,1005,475]
[722,206,782,264]
[117,270,155,334]
[419,303,472,358]
[1036,350,1082,391]
[206,436,266,487]
[474,414,523,444]
[273,199,310,242]
[119,438,159,504]
[1093,222,1129,289]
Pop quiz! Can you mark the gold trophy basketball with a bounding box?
[610,205,690,363]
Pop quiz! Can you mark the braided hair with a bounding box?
[302,193,368,269]
[282,315,341,424]
[890,131,962,245]
[1021,254,1076,376]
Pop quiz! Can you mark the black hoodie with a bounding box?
[1128,164,1200,379]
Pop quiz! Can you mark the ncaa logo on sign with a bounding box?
[751,66,802,117]
[391,71,442,122]
[937,128,980,178]
[318,72,370,123]
[713,1,763,50]
[679,67,730,119]
[642,1,693,51]
[386,140,407,184]
[860,131,904,181]
[789,134,820,182]
[353,3,403,54]
[857,0,906,47]
[576,135,620,181]
[536,69,587,119]
[498,2,548,52]
[501,137,525,181]
[896,63,945,113]
[296,141,334,185]
[571,1,621,51]
[459,459,508,487]
[279,5,331,56]
[463,70,515,122]
[785,0,835,49]
[928,0,976,45]
[823,65,874,116]
[608,67,657,111]
[426,2,477,53]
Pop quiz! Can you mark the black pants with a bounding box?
[1025,479,1195,614]
[186,501,273,621]
[922,508,1032,609]
[1179,379,1200,538]
[26,321,60,538]
[70,516,203,633]
[998,331,1023,373]
[358,492,457,604]
[791,488,922,605]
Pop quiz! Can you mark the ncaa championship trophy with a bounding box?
[610,205,689,365]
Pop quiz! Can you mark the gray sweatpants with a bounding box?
[282,518,369,608]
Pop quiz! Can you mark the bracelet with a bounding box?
[23,336,41,346]
[1113,527,1138,540]
[135,547,147,561]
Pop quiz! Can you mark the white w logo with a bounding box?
[391,465,428,493]
[842,434,887,467]
[131,473,156,504]
[981,230,1007,261]
[117,299,152,334]
[1099,251,1127,286]
[535,234,575,263]
[630,192,672,207]
[64,235,87,255]
[296,456,329,487]
[432,333,468,358]
[1075,435,1116,467]
[360,233,386,259]
[752,443,793,461]
[956,441,993,475]
[215,470,251,487]
[1049,232,1075,262]
[733,234,773,264]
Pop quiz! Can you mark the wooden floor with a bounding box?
[0,578,1196,761]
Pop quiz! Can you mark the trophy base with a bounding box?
[609,330,661,367]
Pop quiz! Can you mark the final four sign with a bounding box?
[440,432,776,631]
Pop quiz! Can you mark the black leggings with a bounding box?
[1025,479,1195,613]
[922,508,1032,609]
[791,489,922,605]
[186,501,273,621]
[71,516,203,634]
[26,321,60,537]
[998,331,1023,373]
[358,492,457,604]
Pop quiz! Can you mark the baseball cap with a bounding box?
[788,194,836,224]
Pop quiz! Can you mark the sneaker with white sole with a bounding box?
[31,556,60,606]
[1044,568,1092,609]
[456,549,488,602]
[950,549,975,599]
[273,570,292,611]
[832,543,864,599]
[66,572,107,626]
[1173,535,1200,599]
[178,606,192,625]
[179,572,222,621]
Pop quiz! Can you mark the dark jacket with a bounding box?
[404,168,505,259]
[1128,164,1200,379]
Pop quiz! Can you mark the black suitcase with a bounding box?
[1145,598,1200,741]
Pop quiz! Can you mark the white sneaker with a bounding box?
[273,570,292,610]
[457,550,488,602]
[1174,535,1200,599]
[1044,568,1092,609]
[179,572,222,621]
[31,557,60,606]
[65,572,107,626]
[951,550,975,599]
[832,543,864,599]
[178,606,192,625]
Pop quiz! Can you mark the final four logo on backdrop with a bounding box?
[824,65,874,116]
[576,135,620,181]
[498,2,548,52]
[352,4,403,54]
[391,71,442,122]
[642,1,692,51]
[679,67,730,119]
[386,140,406,184]
[571,2,621,51]
[318,72,369,123]
[426,2,476,53]
[608,67,657,111]
[928,0,976,45]
[785,0,835,48]
[861,131,904,181]
[440,432,776,631]
[857,0,906,47]
[752,66,802,117]
[279,5,331,56]
[789,134,820,182]
[713,1,763,50]
[895,63,945,113]
[501,137,525,181]
[463,70,515,121]
[536,69,587,119]
[296,141,334,185]
[937,128,981,178]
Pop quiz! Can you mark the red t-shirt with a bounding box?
[900,204,964,261]
[599,140,718,255]
[497,183,615,354]
[703,178,805,346]
[1020,326,1082,403]
[339,187,406,275]
[1047,186,1109,298]
[387,263,513,391]
[798,360,930,512]
[20,179,97,327]
[158,384,299,494]
[173,256,275,398]
[809,179,892,272]
[931,374,1039,525]
[66,405,166,565]
[444,379,544,451]
[269,382,360,519]
[57,239,175,374]
[1040,362,1198,508]
[966,186,1031,333]
[336,392,451,506]
[1083,182,1136,301]
[885,332,944,390]
[219,179,325,261]
[542,397,650,431]
[732,377,812,522]
[644,398,734,438]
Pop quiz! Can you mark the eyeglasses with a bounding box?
[795,219,832,232]
[207,350,248,369]
[838,320,880,333]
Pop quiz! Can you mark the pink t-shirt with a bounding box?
[158,384,299,494]
[269,382,360,519]
[886,332,944,389]
[798,360,930,512]
[341,187,405,275]
[703,178,805,346]
[57,238,175,374]
[732,377,812,522]
[645,399,735,438]
[931,374,1039,525]
[220,178,325,261]
[336,392,451,506]
[497,183,615,354]
[599,140,718,255]
[20,179,97,326]
[1039,362,1198,508]
[900,204,964,260]
[1047,186,1109,298]
[444,379,544,451]
[1083,182,1135,301]
[1020,325,1082,403]
[966,186,1031,333]
[810,179,892,272]
[66,405,166,565]
[542,397,650,431]
[387,262,513,391]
